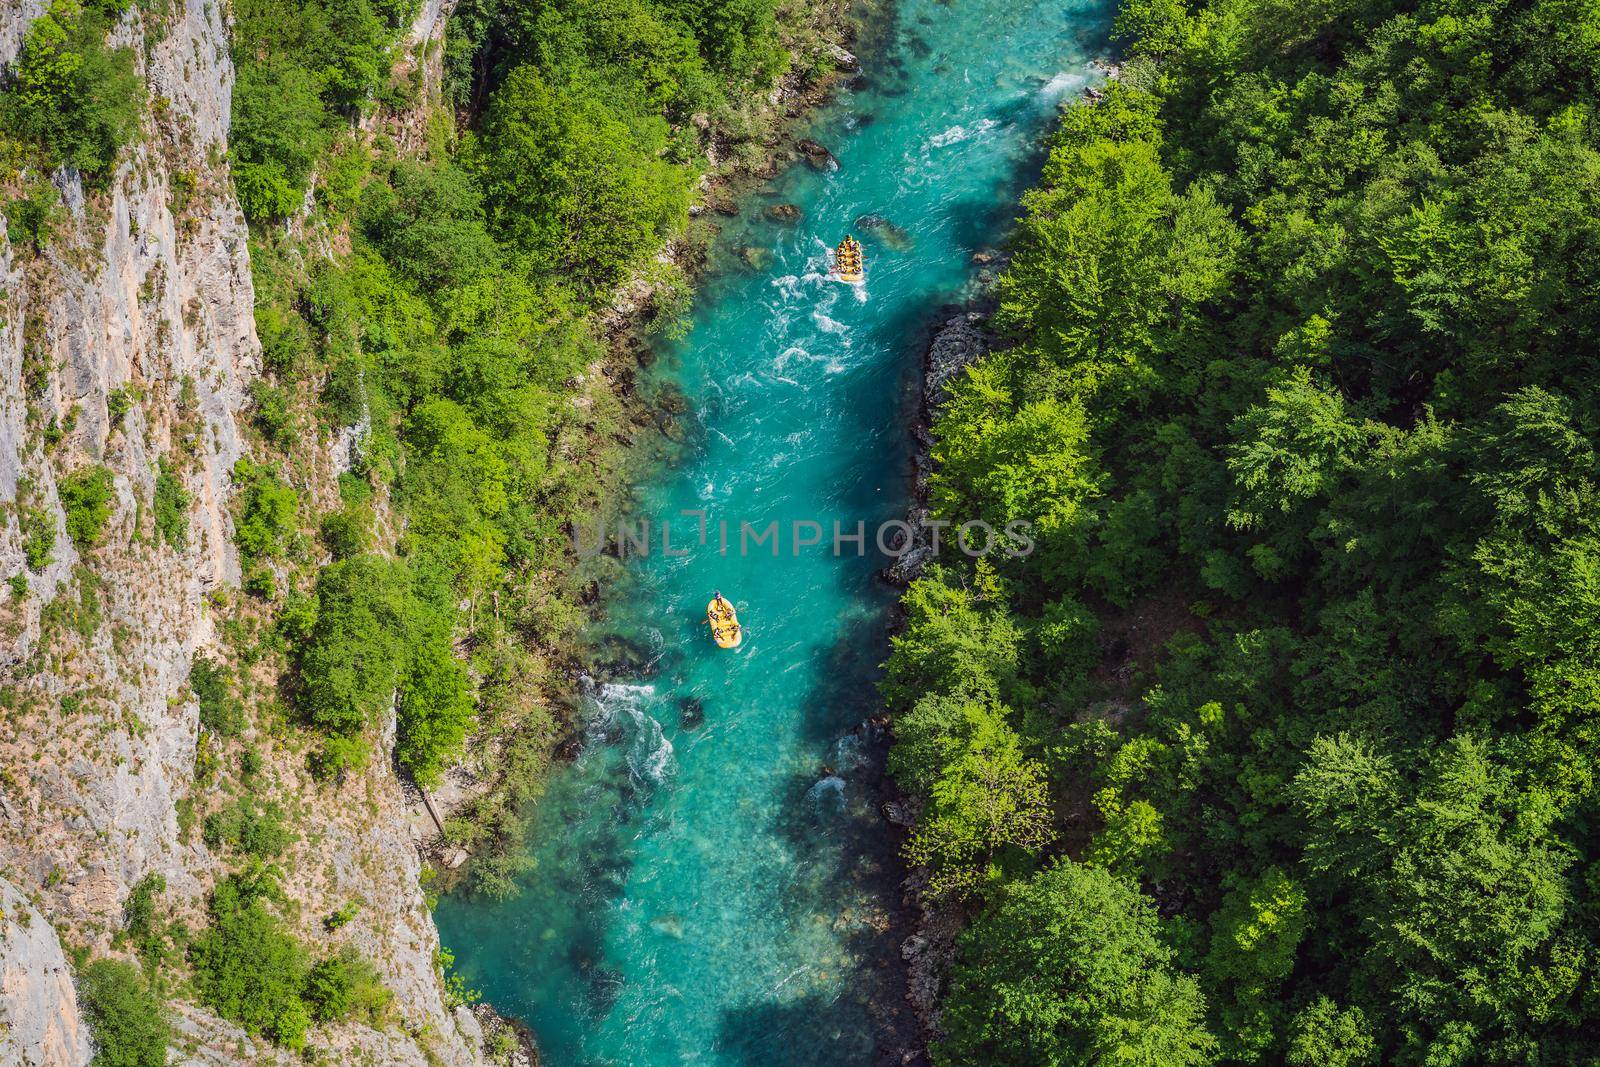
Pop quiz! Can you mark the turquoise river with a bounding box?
[435,0,1112,1061]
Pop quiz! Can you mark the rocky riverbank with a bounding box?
[878,65,1120,1057]
[882,306,997,586]
[876,304,998,1055]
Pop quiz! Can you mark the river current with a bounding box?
[435,1,1112,1061]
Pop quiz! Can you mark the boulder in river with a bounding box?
[796,138,838,170]
[592,634,658,679]
[854,213,913,250]
[737,245,774,271]
[705,189,740,216]
[765,203,803,223]
[679,697,706,731]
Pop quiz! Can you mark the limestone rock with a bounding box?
[0,1,487,1062]
[0,879,91,1067]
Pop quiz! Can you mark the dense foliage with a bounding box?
[0,0,142,181]
[59,465,115,549]
[189,866,383,1051]
[77,957,169,1067]
[889,1,1600,1063]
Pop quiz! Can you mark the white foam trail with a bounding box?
[813,312,847,334]
[636,715,674,783]
[928,118,998,148]
[1040,71,1090,102]
[589,682,676,786]
[774,345,811,371]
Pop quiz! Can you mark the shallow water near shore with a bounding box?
[434,1,1113,1061]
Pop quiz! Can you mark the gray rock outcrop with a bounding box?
[883,312,991,585]
[0,879,91,1067]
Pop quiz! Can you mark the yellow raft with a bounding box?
[707,595,742,649]
[834,235,864,283]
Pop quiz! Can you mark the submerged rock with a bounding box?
[765,202,803,223]
[737,245,775,271]
[796,138,838,170]
[678,697,706,730]
[855,213,913,251]
[592,634,658,679]
[650,913,686,939]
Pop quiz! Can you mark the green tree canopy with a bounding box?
[938,860,1217,1067]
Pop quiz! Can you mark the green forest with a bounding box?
[230,0,793,798]
[887,0,1600,1063]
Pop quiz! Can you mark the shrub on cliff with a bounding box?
[190,656,248,737]
[395,603,475,787]
[302,947,393,1024]
[190,870,313,1051]
[152,458,190,550]
[203,795,296,858]
[229,0,405,219]
[231,459,300,565]
[20,499,56,571]
[230,62,327,221]
[77,957,169,1067]
[59,465,115,549]
[297,554,410,741]
[0,0,143,181]
[192,868,394,1048]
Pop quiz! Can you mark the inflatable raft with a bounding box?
[707,595,742,649]
[833,235,864,283]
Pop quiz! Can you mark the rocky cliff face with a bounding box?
[0,1,482,1062]
[0,878,92,1067]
